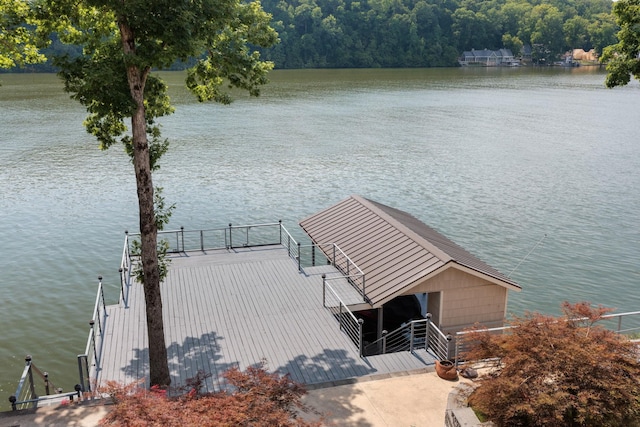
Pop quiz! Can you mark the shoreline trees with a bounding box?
[8,0,619,72]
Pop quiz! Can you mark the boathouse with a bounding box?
[300,195,521,337]
[66,196,521,395]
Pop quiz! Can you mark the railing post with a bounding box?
[279,220,282,245]
[200,230,204,251]
[287,234,291,257]
[9,395,16,411]
[228,223,233,249]
[118,268,124,304]
[297,242,301,271]
[382,330,388,354]
[332,244,336,266]
[78,356,86,393]
[26,355,35,402]
[339,303,344,332]
[44,372,50,395]
[180,226,184,252]
[362,276,366,301]
[455,332,460,368]
[322,274,326,308]
[410,322,415,352]
[74,384,83,402]
[311,244,316,266]
[446,334,453,360]
[90,320,98,364]
[358,318,365,357]
[618,316,623,333]
[425,313,432,353]
[99,276,106,312]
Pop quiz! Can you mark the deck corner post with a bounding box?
[180,226,184,252]
[228,223,233,249]
[98,276,106,312]
[278,220,282,245]
[297,242,301,271]
[9,395,16,411]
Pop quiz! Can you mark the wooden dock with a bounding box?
[96,245,435,392]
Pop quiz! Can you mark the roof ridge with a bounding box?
[353,195,453,263]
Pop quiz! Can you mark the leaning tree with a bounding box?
[36,0,278,386]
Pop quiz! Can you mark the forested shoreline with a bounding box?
[6,0,618,71]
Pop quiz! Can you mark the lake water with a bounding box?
[1,67,639,409]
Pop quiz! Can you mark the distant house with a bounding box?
[572,48,598,62]
[300,195,522,338]
[459,48,519,66]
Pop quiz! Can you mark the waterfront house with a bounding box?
[459,48,518,66]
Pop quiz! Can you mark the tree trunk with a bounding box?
[119,20,171,387]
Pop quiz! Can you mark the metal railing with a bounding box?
[126,221,290,254]
[77,277,107,393]
[454,310,640,367]
[122,221,301,277]
[322,274,364,356]
[362,315,452,360]
[300,243,367,301]
[9,356,82,411]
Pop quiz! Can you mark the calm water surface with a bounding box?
[1,67,639,408]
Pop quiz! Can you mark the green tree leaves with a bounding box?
[602,0,640,88]
[0,0,46,69]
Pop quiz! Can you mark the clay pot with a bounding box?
[435,359,458,380]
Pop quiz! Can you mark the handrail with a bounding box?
[361,315,452,360]
[301,242,367,302]
[322,274,364,356]
[9,355,82,411]
[126,221,287,253]
[279,223,300,267]
[77,277,107,393]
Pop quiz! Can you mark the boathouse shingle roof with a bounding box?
[299,195,521,308]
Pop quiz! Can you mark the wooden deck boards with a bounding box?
[95,245,434,391]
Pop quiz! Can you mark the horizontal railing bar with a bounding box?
[127,222,284,238]
[13,391,80,406]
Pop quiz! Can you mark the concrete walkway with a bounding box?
[0,369,470,426]
[301,370,468,426]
